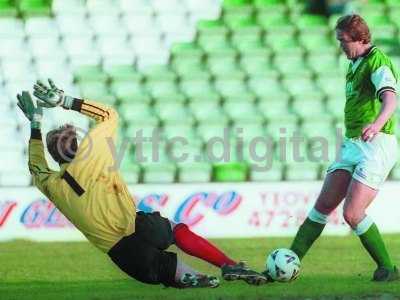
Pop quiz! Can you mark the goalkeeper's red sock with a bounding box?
[173,223,236,268]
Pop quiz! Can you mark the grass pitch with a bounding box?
[1,235,400,300]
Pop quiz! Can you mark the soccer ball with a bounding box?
[266,248,301,282]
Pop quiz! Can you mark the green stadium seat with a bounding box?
[120,156,141,184]
[301,114,335,139]
[73,65,108,83]
[299,34,337,55]
[118,102,154,123]
[247,72,283,97]
[206,46,238,75]
[282,77,318,96]
[326,95,345,119]
[154,92,187,105]
[178,162,212,183]
[258,94,291,118]
[249,160,283,181]
[110,81,145,100]
[254,0,287,15]
[292,96,327,118]
[118,92,152,105]
[317,76,346,96]
[364,15,396,39]
[197,120,230,141]
[223,10,254,27]
[142,65,177,82]
[274,55,311,77]
[125,121,159,140]
[188,91,221,105]
[223,100,261,122]
[239,45,273,74]
[233,119,265,142]
[0,0,17,17]
[213,71,248,97]
[266,34,304,56]
[19,0,51,17]
[229,18,262,46]
[285,161,321,181]
[171,42,204,61]
[190,97,223,112]
[197,20,229,51]
[267,114,299,141]
[213,162,248,182]
[142,162,176,183]
[145,81,179,98]
[171,59,205,76]
[104,65,142,83]
[179,69,213,97]
[224,91,256,103]
[257,13,294,36]
[357,1,387,19]
[294,14,329,34]
[164,124,197,140]
[308,54,341,76]
[154,102,194,125]
[78,82,114,102]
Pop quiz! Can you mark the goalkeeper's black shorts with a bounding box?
[108,211,178,287]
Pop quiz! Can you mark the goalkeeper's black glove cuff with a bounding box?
[30,128,42,140]
[70,98,83,112]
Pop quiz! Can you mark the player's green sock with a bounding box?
[290,208,327,260]
[355,216,394,269]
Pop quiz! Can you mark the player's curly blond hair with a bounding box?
[336,14,371,44]
[46,124,77,164]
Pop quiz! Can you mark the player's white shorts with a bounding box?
[327,132,398,190]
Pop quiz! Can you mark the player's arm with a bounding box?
[372,91,397,130]
[28,128,58,195]
[17,91,58,196]
[362,65,398,141]
[33,79,118,129]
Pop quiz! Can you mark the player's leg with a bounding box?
[108,232,219,288]
[345,133,399,281]
[108,212,219,288]
[171,222,267,285]
[345,180,398,281]
[172,223,235,267]
[290,169,352,260]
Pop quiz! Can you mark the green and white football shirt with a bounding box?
[344,46,398,138]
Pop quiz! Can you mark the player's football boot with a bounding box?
[372,266,400,282]
[179,273,220,288]
[221,262,268,285]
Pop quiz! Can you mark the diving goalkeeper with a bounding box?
[17,79,267,288]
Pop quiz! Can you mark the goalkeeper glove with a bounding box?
[17,91,43,129]
[33,79,74,109]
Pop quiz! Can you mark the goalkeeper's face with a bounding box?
[46,124,78,164]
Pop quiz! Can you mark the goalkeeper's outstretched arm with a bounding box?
[28,127,58,196]
[70,98,118,127]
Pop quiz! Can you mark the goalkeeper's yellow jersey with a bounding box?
[28,99,136,253]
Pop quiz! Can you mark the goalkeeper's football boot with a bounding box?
[222,262,268,285]
[372,266,400,282]
[179,273,220,288]
[261,270,276,283]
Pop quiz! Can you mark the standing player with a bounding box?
[288,14,399,281]
[17,79,267,288]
